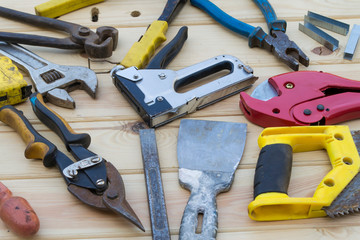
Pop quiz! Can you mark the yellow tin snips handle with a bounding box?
[248,126,360,221]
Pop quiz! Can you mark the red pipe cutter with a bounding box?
[239,71,360,127]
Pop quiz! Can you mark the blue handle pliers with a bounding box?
[191,0,310,71]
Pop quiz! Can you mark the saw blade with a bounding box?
[323,130,360,217]
[323,172,360,217]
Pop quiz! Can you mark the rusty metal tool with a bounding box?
[190,0,309,71]
[0,41,97,109]
[177,119,247,239]
[0,6,118,58]
[248,125,360,220]
[139,129,170,239]
[0,93,144,231]
[35,0,105,18]
[0,182,40,238]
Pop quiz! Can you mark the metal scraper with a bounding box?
[177,119,247,240]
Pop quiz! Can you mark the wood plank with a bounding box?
[0,165,358,239]
[1,0,360,239]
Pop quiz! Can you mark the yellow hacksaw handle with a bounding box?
[35,0,105,18]
[120,20,168,69]
[248,125,360,221]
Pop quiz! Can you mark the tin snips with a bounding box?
[0,93,144,231]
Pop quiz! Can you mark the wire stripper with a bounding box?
[0,56,31,107]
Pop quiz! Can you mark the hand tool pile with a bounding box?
[0,0,359,239]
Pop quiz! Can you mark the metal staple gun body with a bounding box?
[190,0,309,71]
[0,42,97,109]
[0,93,144,231]
[112,27,258,127]
[0,6,118,58]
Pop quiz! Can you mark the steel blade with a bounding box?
[177,119,247,173]
[139,129,170,239]
[250,79,278,101]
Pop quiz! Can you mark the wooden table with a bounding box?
[1,0,360,239]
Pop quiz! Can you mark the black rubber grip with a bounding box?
[30,93,91,150]
[253,143,293,198]
[146,26,188,69]
[158,0,187,24]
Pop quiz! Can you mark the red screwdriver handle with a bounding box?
[0,182,40,237]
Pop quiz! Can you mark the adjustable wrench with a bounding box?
[0,42,97,108]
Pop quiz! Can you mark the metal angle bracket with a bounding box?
[344,24,360,60]
[305,11,350,36]
[299,21,339,51]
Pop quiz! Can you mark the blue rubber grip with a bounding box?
[252,0,286,32]
[190,0,256,38]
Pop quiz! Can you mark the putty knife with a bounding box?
[177,119,247,239]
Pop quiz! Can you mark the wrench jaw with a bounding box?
[45,88,76,109]
[37,67,97,109]
[264,31,310,71]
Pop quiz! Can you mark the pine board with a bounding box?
[0,0,360,239]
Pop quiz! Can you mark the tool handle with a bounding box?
[253,144,293,198]
[146,26,188,69]
[35,0,105,18]
[252,0,286,33]
[0,6,80,34]
[0,182,40,238]
[30,93,91,150]
[0,105,57,167]
[180,188,217,239]
[190,0,256,38]
[0,32,82,49]
[121,20,168,69]
[158,0,187,24]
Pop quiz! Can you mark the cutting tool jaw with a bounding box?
[67,161,145,231]
[264,30,310,71]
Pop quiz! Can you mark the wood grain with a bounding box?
[0,0,360,239]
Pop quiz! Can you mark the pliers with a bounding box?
[119,0,187,70]
[0,93,144,231]
[190,0,310,71]
[0,6,118,58]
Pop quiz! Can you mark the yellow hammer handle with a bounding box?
[35,0,105,18]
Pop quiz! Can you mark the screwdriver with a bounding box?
[0,182,40,237]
